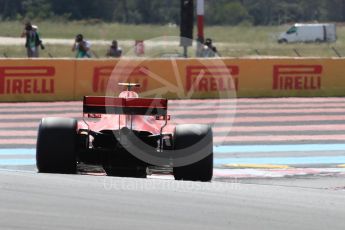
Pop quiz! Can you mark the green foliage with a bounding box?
[1,0,345,25]
[0,0,23,20]
[22,0,52,20]
[207,1,252,25]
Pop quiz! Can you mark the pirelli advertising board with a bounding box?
[0,59,75,101]
[0,58,345,101]
[74,58,238,100]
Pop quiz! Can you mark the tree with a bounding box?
[0,0,23,19]
[207,0,252,25]
[0,0,345,26]
[22,0,52,19]
[323,0,345,22]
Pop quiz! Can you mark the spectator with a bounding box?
[21,22,41,58]
[201,38,219,57]
[72,34,92,58]
[106,40,122,58]
[32,25,45,51]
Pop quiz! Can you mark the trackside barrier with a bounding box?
[1,58,345,102]
[0,59,75,101]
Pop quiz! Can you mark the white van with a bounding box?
[278,23,337,43]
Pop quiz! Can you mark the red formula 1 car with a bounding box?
[36,83,213,181]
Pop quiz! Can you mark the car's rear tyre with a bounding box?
[173,124,213,182]
[36,117,78,174]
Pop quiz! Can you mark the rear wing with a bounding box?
[83,96,168,116]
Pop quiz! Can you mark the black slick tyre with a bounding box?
[36,117,78,174]
[173,124,213,182]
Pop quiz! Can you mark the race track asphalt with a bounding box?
[0,170,345,230]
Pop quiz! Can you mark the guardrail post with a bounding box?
[331,47,342,57]
[293,49,301,57]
